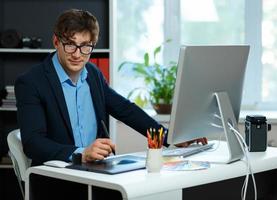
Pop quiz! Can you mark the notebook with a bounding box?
[162,143,214,157]
[66,155,146,175]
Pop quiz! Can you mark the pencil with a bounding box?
[147,127,165,149]
[101,120,116,155]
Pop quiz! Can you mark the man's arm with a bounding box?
[15,73,76,165]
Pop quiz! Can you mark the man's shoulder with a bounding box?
[17,53,53,81]
[85,61,100,73]
[85,61,105,81]
[17,62,45,81]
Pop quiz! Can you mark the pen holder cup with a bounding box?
[146,148,163,173]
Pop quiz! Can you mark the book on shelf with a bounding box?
[89,58,110,83]
[4,85,15,97]
[5,85,14,91]
[1,85,16,107]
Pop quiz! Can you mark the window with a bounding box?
[180,0,244,45]
[114,0,164,97]
[114,0,277,111]
[261,0,277,106]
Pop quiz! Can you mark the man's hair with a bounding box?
[54,9,99,42]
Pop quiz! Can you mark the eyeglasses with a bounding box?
[61,41,95,55]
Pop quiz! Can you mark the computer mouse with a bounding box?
[43,160,70,168]
[117,159,137,165]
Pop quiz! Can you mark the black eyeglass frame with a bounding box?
[60,40,96,55]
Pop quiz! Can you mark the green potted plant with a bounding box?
[118,40,177,114]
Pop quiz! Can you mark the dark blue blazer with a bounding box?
[15,53,163,165]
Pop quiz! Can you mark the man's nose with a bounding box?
[72,47,82,57]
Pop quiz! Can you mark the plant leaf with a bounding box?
[144,53,149,66]
[118,61,142,71]
[153,46,161,61]
[119,39,177,106]
[134,95,148,108]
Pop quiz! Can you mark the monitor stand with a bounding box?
[214,92,244,163]
[189,92,244,164]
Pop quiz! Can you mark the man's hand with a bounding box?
[82,138,115,163]
[174,137,208,148]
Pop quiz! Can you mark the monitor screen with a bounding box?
[167,45,250,163]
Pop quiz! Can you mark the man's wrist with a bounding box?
[69,147,85,161]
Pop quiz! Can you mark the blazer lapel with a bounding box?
[86,66,105,136]
[43,54,74,140]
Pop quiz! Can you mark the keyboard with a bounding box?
[162,143,214,157]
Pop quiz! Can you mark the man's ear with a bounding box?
[52,35,59,49]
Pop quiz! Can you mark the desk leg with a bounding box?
[88,185,92,200]
[25,176,30,200]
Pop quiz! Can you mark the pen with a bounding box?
[101,120,116,155]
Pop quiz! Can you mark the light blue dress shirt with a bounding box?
[52,53,97,157]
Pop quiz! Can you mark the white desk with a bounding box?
[25,145,277,200]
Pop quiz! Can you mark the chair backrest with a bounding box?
[7,129,31,182]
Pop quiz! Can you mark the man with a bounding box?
[15,9,206,167]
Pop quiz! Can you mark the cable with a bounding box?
[228,123,257,200]
[209,112,257,199]
[232,126,255,200]
[230,124,256,200]
[208,121,225,152]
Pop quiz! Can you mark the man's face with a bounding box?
[53,31,95,76]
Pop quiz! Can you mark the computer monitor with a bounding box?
[167,45,250,163]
